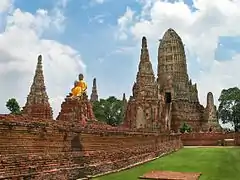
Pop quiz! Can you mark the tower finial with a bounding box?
[38,55,42,62]
[142,36,147,49]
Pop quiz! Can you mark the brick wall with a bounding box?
[181,132,240,146]
[0,115,182,180]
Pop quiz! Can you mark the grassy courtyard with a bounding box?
[95,147,240,180]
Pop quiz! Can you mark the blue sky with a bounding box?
[0,0,240,117]
[15,0,142,97]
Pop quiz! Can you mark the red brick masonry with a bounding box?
[181,132,240,146]
[0,115,182,180]
[139,170,201,180]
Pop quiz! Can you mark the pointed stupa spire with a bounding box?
[139,36,151,64]
[122,93,128,120]
[90,78,98,102]
[136,36,155,83]
[22,55,53,119]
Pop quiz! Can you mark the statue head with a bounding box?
[79,73,84,80]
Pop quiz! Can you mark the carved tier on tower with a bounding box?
[90,78,98,102]
[124,37,162,130]
[22,55,53,119]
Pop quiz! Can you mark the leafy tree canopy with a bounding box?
[6,98,21,115]
[218,87,240,132]
[92,96,124,126]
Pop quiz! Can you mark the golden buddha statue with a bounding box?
[70,73,87,97]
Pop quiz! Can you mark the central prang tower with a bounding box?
[157,28,192,101]
[157,28,209,131]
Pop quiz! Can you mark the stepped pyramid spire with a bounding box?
[90,78,98,102]
[137,36,155,77]
[22,55,53,119]
[124,36,161,130]
[133,36,156,99]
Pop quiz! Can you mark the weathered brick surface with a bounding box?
[0,115,182,180]
[22,55,53,119]
[125,30,221,133]
[80,132,182,177]
[181,132,240,146]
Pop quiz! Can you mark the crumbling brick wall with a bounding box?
[181,132,240,146]
[0,115,182,180]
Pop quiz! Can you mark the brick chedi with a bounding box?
[121,93,128,122]
[90,78,98,102]
[22,55,53,119]
[122,93,128,113]
[124,37,163,130]
[57,93,95,126]
[203,92,221,131]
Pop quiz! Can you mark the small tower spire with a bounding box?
[122,93,128,121]
[90,78,98,102]
[122,93,127,104]
[136,36,155,85]
[22,55,53,119]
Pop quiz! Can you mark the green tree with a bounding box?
[218,87,240,132]
[179,122,192,133]
[6,98,21,115]
[92,96,124,126]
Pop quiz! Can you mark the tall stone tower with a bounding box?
[157,29,205,131]
[124,37,161,130]
[22,55,53,119]
[90,78,98,102]
[157,28,190,100]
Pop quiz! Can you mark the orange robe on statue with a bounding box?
[71,80,87,97]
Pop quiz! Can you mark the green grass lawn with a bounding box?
[94,147,240,180]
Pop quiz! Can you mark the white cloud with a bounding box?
[0,1,86,118]
[50,0,71,32]
[89,14,107,24]
[58,0,70,8]
[117,0,240,107]
[116,6,135,40]
[93,0,105,4]
[90,0,106,6]
[0,0,12,13]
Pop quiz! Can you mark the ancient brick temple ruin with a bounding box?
[0,54,182,179]
[1,29,233,180]
[22,55,53,119]
[124,28,221,132]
